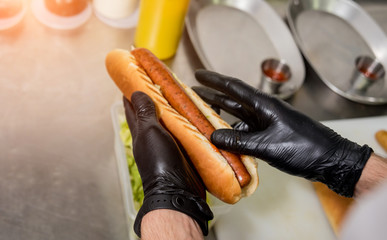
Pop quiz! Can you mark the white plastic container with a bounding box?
[31,0,92,30]
[0,0,27,30]
[110,102,231,239]
[93,0,139,29]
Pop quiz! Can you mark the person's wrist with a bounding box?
[323,143,372,197]
[141,209,204,240]
[134,192,213,238]
[354,153,387,197]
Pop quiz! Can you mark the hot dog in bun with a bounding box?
[105,48,259,204]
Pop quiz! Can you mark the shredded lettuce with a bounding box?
[119,120,144,211]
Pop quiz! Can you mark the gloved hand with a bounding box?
[193,70,373,197]
[123,91,213,238]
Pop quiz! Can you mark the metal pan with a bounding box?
[186,0,305,99]
[287,0,387,105]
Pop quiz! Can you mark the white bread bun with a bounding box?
[313,182,354,234]
[105,48,259,204]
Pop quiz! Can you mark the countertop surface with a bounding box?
[0,0,386,240]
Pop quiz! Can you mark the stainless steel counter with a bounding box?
[0,1,386,240]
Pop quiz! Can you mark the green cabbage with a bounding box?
[119,120,144,211]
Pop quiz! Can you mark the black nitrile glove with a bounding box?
[123,91,213,238]
[193,70,373,197]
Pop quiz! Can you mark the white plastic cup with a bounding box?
[93,0,139,29]
[31,0,92,30]
[0,0,27,30]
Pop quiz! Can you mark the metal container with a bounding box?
[260,58,292,95]
[287,0,387,104]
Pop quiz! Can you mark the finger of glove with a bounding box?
[129,94,184,179]
[195,70,268,112]
[131,91,158,129]
[211,105,221,115]
[130,91,179,166]
[192,86,251,121]
[125,93,206,199]
[130,92,191,168]
[211,129,265,157]
[129,92,169,168]
[195,70,281,130]
[124,94,157,183]
[123,96,137,137]
[232,121,252,132]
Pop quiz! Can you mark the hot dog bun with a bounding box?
[313,182,354,234]
[375,130,387,153]
[105,48,259,204]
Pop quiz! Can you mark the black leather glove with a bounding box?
[123,91,213,238]
[193,69,373,197]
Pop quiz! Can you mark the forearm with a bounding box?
[141,209,204,240]
[355,153,387,197]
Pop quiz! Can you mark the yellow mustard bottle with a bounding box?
[134,0,191,60]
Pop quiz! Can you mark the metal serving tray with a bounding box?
[186,0,305,99]
[287,0,387,105]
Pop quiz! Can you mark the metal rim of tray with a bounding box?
[286,0,387,105]
[186,0,305,99]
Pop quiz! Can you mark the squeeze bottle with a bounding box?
[134,0,191,60]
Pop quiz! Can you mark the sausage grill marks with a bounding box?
[131,48,251,188]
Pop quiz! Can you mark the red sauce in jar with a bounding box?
[44,0,88,17]
[358,67,378,80]
[263,68,289,82]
